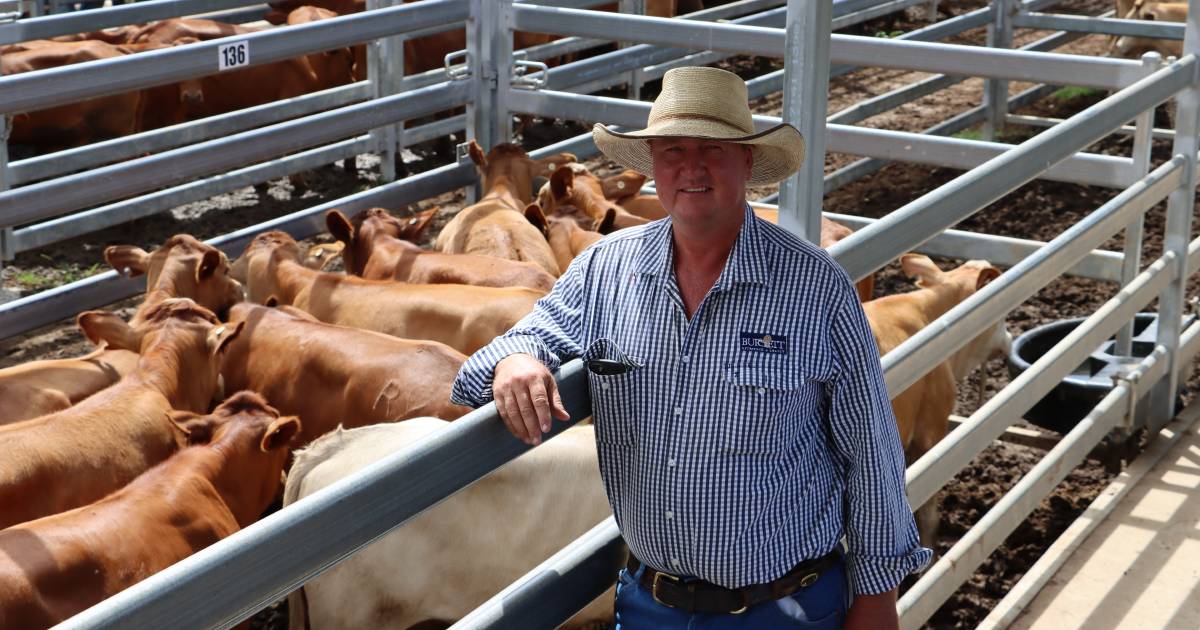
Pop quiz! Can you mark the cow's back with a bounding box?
[0,349,140,426]
[437,203,560,277]
[285,420,612,630]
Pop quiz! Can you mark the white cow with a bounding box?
[285,419,614,629]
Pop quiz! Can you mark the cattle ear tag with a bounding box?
[616,181,626,190]
[213,325,226,336]
[548,163,556,171]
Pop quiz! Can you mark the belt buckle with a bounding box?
[651,572,681,608]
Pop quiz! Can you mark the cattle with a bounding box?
[326,208,556,291]
[523,202,613,273]
[0,345,139,426]
[0,392,299,629]
[1112,0,1185,59]
[0,299,242,530]
[597,169,670,221]
[435,141,575,276]
[285,419,614,630]
[128,17,264,45]
[4,41,143,149]
[221,303,469,447]
[49,25,142,44]
[537,164,652,231]
[230,230,545,355]
[862,254,1011,544]
[105,234,244,323]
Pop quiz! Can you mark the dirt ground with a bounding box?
[2,0,1199,628]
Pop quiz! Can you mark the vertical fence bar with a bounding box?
[0,51,11,267]
[778,0,832,244]
[1117,52,1163,357]
[369,0,399,182]
[620,0,645,101]
[1151,0,1200,428]
[983,0,1015,140]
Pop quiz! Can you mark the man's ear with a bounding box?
[261,416,302,452]
[524,203,549,237]
[326,210,355,246]
[77,311,143,352]
[104,245,150,277]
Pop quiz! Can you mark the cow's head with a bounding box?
[538,164,649,231]
[107,234,243,323]
[230,231,303,304]
[469,140,577,206]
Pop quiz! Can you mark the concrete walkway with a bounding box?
[1011,407,1200,630]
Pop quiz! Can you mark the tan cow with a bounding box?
[863,254,1011,544]
[597,169,669,221]
[105,234,244,323]
[537,164,652,232]
[285,419,614,630]
[0,299,242,530]
[0,391,299,629]
[221,303,470,447]
[128,17,264,45]
[1112,0,1185,58]
[0,345,139,426]
[326,209,556,291]
[230,230,544,355]
[523,202,613,274]
[435,141,576,277]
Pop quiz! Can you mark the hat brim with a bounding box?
[591,119,805,186]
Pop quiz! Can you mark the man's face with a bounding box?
[650,137,753,228]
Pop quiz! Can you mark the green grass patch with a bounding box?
[953,128,983,140]
[12,263,103,292]
[1051,86,1100,101]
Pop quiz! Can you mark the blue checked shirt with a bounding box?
[451,205,932,595]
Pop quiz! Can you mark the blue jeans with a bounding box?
[614,558,849,629]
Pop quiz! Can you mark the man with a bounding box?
[451,66,930,629]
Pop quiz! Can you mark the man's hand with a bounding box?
[493,353,571,445]
[845,588,898,630]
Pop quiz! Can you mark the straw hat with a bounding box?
[592,66,805,186]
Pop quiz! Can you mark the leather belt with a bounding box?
[627,549,842,615]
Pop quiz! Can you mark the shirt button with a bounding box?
[755,387,766,395]
[601,382,611,390]
[665,510,674,520]
[673,406,683,416]
[671,557,681,567]
[680,355,690,363]
[668,458,677,467]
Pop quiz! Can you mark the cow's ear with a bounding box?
[524,203,549,237]
[549,165,574,200]
[304,242,344,270]
[900,253,941,288]
[468,140,486,167]
[195,249,222,282]
[264,295,280,308]
[601,171,646,199]
[77,311,142,352]
[105,244,150,277]
[261,416,302,452]
[208,320,245,356]
[976,266,1001,291]
[401,207,438,241]
[596,208,617,235]
[326,210,355,246]
[168,410,215,446]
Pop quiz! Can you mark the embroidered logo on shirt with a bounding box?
[739,332,788,354]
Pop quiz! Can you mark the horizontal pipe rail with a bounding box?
[881,155,1184,397]
[905,251,1178,510]
[826,55,1194,283]
[512,5,1144,89]
[0,0,468,113]
[57,361,593,630]
[9,81,372,186]
[0,0,260,44]
[1015,12,1185,40]
[0,80,469,228]
[1006,113,1177,142]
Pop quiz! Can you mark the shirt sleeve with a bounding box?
[826,283,933,595]
[450,250,590,408]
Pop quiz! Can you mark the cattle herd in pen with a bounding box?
[0,0,1185,626]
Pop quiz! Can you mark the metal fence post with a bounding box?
[0,51,11,267]
[777,0,832,245]
[1150,0,1200,429]
[467,0,512,151]
[983,0,1015,140]
[620,0,645,101]
[368,0,404,182]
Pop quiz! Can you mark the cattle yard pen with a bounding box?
[0,0,1197,626]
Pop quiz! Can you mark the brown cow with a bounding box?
[49,25,143,44]
[524,202,614,273]
[863,254,1011,543]
[222,303,469,446]
[0,299,243,530]
[435,141,575,277]
[128,17,264,45]
[0,345,139,426]
[597,169,670,221]
[4,41,143,149]
[0,391,299,629]
[1112,0,1185,58]
[105,234,244,323]
[537,164,653,232]
[326,209,556,291]
[230,230,544,355]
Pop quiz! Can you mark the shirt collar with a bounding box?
[634,204,771,288]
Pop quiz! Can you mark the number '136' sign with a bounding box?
[218,41,249,71]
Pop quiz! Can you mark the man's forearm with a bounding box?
[845,589,898,630]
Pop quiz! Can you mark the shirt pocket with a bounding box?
[722,366,821,455]
[591,370,640,447]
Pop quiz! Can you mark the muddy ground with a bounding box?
[2,0,1199,627]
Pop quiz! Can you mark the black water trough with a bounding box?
[1006,313,1191,434]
